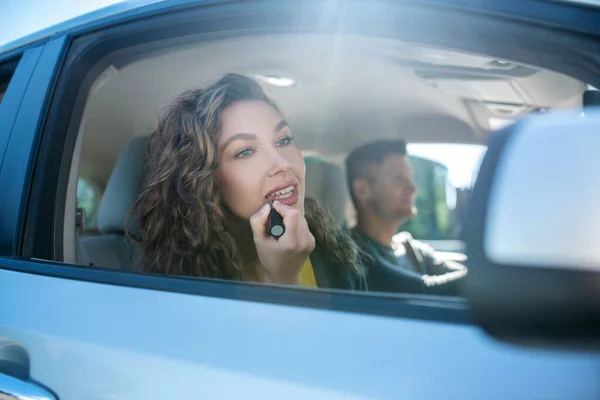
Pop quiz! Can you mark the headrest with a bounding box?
[97,136,147,234]
[305,160,349,226]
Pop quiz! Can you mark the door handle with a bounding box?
[0,372,57,400]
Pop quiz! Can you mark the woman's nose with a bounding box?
[266,149,292,177]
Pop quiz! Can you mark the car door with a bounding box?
[1,1,600,399]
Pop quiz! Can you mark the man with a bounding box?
[345,139,467,296]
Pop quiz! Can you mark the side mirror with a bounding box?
[466,110,600,349]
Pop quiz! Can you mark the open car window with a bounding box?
[18,1,591,305]
[60,33,585,297]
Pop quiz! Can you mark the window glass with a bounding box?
[402,144,486,245]
[0,57,22,168]
[46,28,584,299]
[0,60,18,107]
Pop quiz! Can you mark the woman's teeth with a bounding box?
[268,185,295,199]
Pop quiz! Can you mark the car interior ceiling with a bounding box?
[68,33,586,268]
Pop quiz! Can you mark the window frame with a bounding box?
[0,55,26,169]
[7,0,600,322]
[0,50,37,171]
[0,46,50,256]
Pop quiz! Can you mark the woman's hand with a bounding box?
[249,201,315,285]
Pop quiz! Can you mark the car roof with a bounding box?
[5,0,600,56]
[5,0,597,57]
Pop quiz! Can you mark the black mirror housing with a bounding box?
[466,111,600,350]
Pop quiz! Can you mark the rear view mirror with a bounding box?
[466,110,600,349]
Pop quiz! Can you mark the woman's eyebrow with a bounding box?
[274,120,290,132]
[220,132,257,153]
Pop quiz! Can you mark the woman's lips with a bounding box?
[266,184,299,206]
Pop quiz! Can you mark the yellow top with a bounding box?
[300,257,318,288]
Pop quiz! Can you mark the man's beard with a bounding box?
[371,198,415,222]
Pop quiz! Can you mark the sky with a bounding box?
[1,0,488,188]
[0,0,127,48]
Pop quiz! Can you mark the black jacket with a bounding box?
[350,229,467,296]
[309,248,368,291]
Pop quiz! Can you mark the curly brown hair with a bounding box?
[127,73,362,281]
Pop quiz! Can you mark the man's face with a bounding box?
[363,154,418,222]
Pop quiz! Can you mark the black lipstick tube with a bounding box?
[267,200,285,238]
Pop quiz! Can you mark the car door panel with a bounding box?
[2,262,600,399]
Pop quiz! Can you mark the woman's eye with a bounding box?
[235,148,254,158]
[277,136,294,146]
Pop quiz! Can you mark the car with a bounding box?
[1,0,600,399]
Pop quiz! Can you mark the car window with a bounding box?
[66,33,584,296]
[20,3,591,304]
[0,58,20,107]
[0,56,24,175]
[402,144,487,247]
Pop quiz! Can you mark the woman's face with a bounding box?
[217,100,306,220]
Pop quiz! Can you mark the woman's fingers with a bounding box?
[251,201,315,284]
[271,201,296,219]
[249,202,271,240]
[272,202,300,241]
[251,201,314,251]
[272,201,314,251]
[273,201,300,236]
[301,217,316,250]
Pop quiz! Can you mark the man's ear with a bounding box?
[352,179,372,203]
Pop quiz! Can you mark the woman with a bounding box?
[127,73,366,290]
